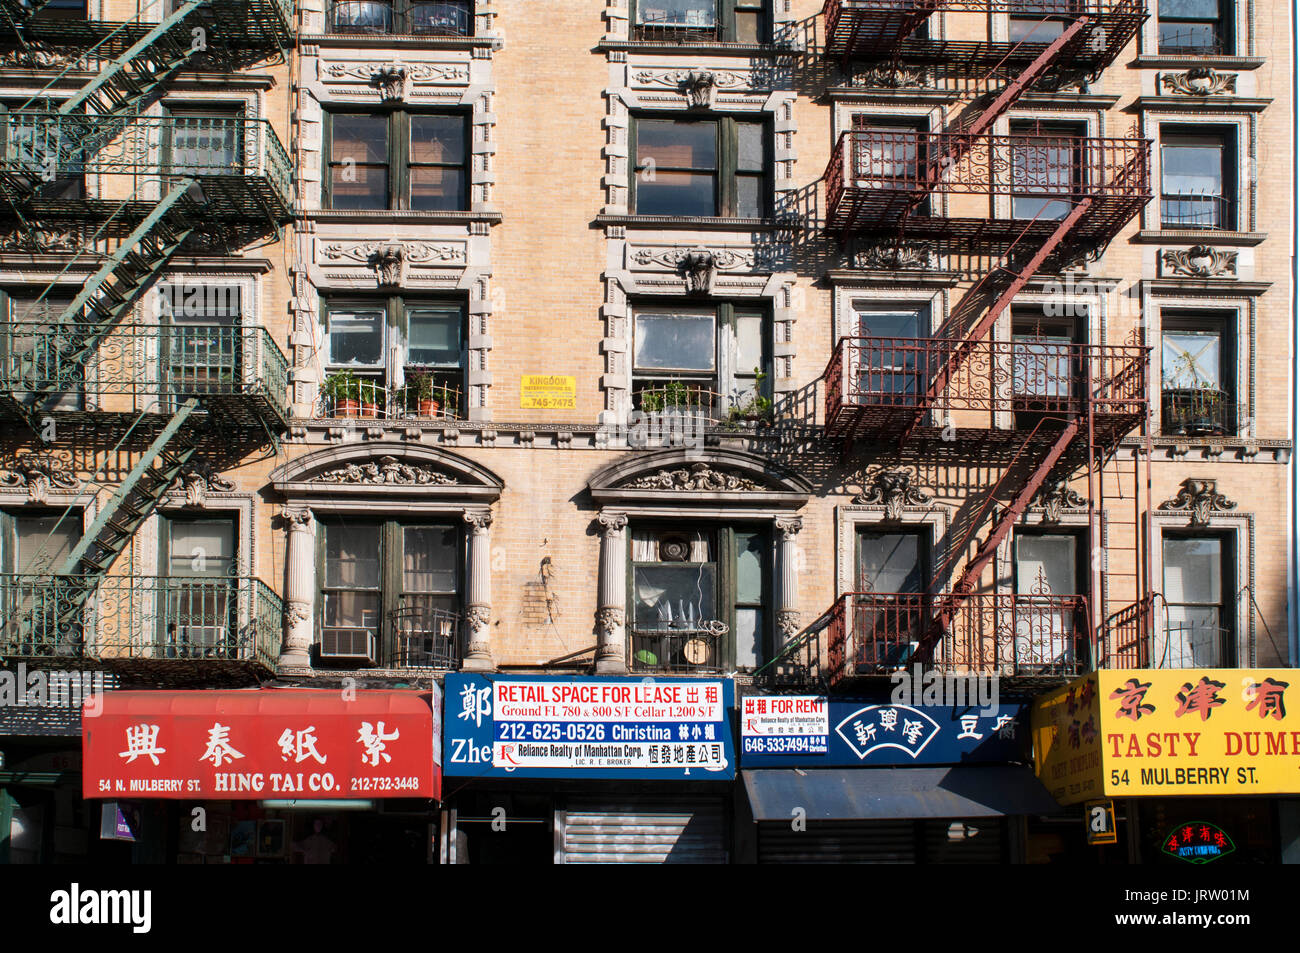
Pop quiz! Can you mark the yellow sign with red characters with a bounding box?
[1032,669,1299,805]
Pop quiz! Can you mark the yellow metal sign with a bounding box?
[520,375,576,410]
[1033,669,1300,805]
[1084,799,1117,846]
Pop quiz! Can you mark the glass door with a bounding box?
[854,530,928,669]
[161,517,236,659]
[1013,533,1080,672]
[1161,535,1230,667]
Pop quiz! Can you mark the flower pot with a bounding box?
[335,398,360,418]
[360,402,380,419]
[419,398,439,416]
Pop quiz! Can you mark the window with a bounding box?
[1157,0,1229,53]
[1160,313,1236,435]
[850,115,929,214]
[1,512,79,575]
[38,0,87,18]
[0,289,83,409]
[1160,129,1233,229]
[629,524,769,672]
[325,111,468,211]
[328,0,472,36]
[851,301,930,404]
[2,98,83,200]
[631,116,769,218]
[318,519,461,666]
[159,516,237,659]
[1010,120,1085,221]
[851,530,929,670]
[164,105,243,179]
[1008,0,1079,44]
[321,296,465,419]
[157,284,242,406]
[1013,532,1084,672]
[1160,534,1233,667]
[1011,309,1083,416]
[0,511,80,652]
[631,302,769,421]
[631,0,768,42]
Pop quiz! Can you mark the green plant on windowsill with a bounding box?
[725,369,774,426]
[1161,350,1229,435]
[321,369,363,416]
[639,379,706,413]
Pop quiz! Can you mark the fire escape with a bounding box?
[0,0,293,673]
[819,0,1153,682]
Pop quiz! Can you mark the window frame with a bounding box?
[1159,127,1235,231]
[315,516,464,666]
[323,108,470,212]
[629,0,770,43]
[629,113,772,219]
[1156,0,1231,55]
[1160,530,1235,667]
[0,509,81,575]
[1159,310,1237,436]
[327,0,474,37]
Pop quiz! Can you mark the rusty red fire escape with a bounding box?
[820,0,1152,682]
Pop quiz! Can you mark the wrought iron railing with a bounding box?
[1160,193,1232,230]
[1161,388,1239,437]
[0,112,293,217]
[630,621,728,674]
[318,376,463,421]
[828,591,1089,679]
[1157,24,1228,55]
[630,10,722,41]
[0,321,290,422]
[0,574,282,670]
[389,604,461,668]
[1100,599,1234,669]
[824,336,1147,432]
[328,0,471,35]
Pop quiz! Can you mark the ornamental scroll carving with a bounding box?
[632,246,755,271]
[622,463,762,491]
[1159,478,1237,526]
[0,454,78,504]
[1160,67,1237,96]
[1161,246,1238,278]
[323,62,470,85]
[852,241,937,270]
[853,468,932,521]
[169,463,236,508]
[1033,479,1087,524]
[312,455,458,486]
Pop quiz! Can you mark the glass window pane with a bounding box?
[858,532,923,593]
[15,516,78,574]
[160,284,240,323]
[734,607,762,668]
[736,175,762,218]
[1159,0,1219,18]
[1162,330,1222,389]
[407,308,461,366]
[633,565,717,626]
[1015,535,1077,596]
[402,526,457,593]
[323,590,380,629]
[330,165,388,209]
[634,312,716,371]
[735,531,764,603]
[331,115,388,163]
[324,523,381,588]
[168,520,235,577]
[735,10,760,43]
[1162,144,1223,194]
[637,0,717,26]
[1009,18,1065,42]
[331,0,392,32]
[410,167,464,211]
[737,122,765,173]
[637,120,717,169]
[410,1,470,35]
[636,170,715,216]
[734,312,763,374]
[328,308,384,365]
[169,115,240,173]
[1163,537,1222,603]
[410,116,466,164]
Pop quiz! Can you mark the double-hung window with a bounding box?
[157,283,242,406]
[632,116,769,218]
[1160,312,1235,435]
[631,303,769,421]
[1012,532,1084,673]
[1160,129,1233,229]
[852,529,929,670]
[631,0,768,42]
[321,296,465,419]
[329,0,472,36]
[1008,0,1078,44]
[1160,534,1233,667]
[163,104,244,180]
[1157,0,1230,54]
[0,511,80,652]
[159,515,238,659]
[318,519,461,667]
[325,111,468,211]
[1010,120,1085,221]
[629,524,769,672]
[0,288,83,409]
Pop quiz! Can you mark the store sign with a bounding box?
[82,689,441,800]
[1033,668,1300,805]
[444,674,735,779]
[520,375,576,410]
[1161,822,1235,864]
[740,697,1026,767]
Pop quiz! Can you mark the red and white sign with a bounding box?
[82,689,440,800]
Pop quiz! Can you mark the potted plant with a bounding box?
[726,369,773,424]
[321,369,362,418]
[358,378,384,419]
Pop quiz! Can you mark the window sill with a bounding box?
[598,38,795,57]
[1134,229,1266,246]
[303,33,501,51]
[597,213,794,231]
[307,208,502,225]
[1136,95,1271,112]
[1130,54,1265,70]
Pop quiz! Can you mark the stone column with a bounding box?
[594,510,628,674]
[775,516,803,645]
[461,509,495,671]
[278,506,316,670]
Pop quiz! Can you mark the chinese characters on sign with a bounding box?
[741,696,829,756]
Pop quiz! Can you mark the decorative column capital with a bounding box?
[463,509,493,533]
[597,510,628,536]
[283,506,315,532]
[774,515,803,540]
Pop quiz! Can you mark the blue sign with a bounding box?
[740,696,1027,767]
[443,673,735,780]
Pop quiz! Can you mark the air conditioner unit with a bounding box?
[320,628,377,662]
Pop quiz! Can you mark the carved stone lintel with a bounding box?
[321,240,467,267]
[631,246,754,272]
[852,241,938,271]
[623,463,762,491]
[313,456,457,486]
[1159,478,1238,526]
[852,64,931,89]
[854,468,933,521]
[1160,67,1237,96]
[1161,245,1238,278]
[1033,479,1087,524]
[1,453,78,504]
[169,463,236,509]
[597,511,628,536]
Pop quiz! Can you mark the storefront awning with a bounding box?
[82,689,441,801]
[743,766,1061,821]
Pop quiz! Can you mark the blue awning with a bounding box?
[743,766,1062,821]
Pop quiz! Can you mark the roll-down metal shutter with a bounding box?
[758,820,917,863]
[557,798,728,864]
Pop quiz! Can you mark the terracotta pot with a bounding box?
[419,398,439,416]
[335,398,360,418]
[360,402,379,419]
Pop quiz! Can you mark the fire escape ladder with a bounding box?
[917,417,1080,661]
[900,197,1093,444]
[9,180,198,425]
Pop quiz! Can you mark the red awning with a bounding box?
[82,689,440,800]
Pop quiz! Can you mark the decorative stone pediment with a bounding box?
[850,64,931,89]
[0,453,78,504]
[851,241,938,271]
[322,61,470,87]
[852,468,932,521]
[270,445,503,505]
[166,462,236,508]
[1159,478,1237,526]
[632,68,748,106]
[1160,246,1238,279]
[1160,67,1237,96]
[1031,479,1087,524]
[589,449,810,508]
